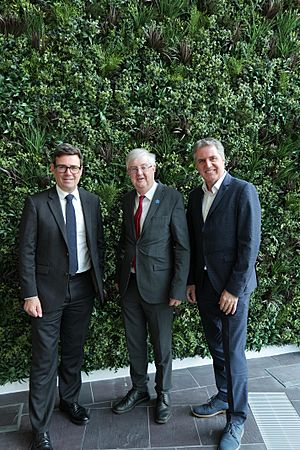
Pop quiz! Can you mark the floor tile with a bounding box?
[243,410,264,444]
[248,375,286,392]
[0,415,31,450]
[0,403,23,432]
[240,445,267,449]
[0,352,299,449]
[265,363,300,388]
[83,406,149,449]
[149,405,200,447]
[291,400,300,415]
[171,368,199,391]
[91,377,131,403]
[194,412,226,445]
[188,365,215,388]
[0,390,29,414]
[271,351,300,366]
[286,386,300,401]
[171,387,208,405]
[49,410,86,450]
[247,356,280,378]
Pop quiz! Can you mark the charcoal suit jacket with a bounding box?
[19,186,104,312]
[116,182,190,303]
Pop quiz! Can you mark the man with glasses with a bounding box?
[112,148,190,424]
[19,143,105,450]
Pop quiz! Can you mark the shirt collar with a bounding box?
[137,181,158,201]
[56,185,80,201]
[202,170,227,194]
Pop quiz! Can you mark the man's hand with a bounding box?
[219,289,239,315]
[186,284,197,304]
[23,297,43,318]
[169,298,182,307]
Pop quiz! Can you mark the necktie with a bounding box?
[133,195,145,271]
[134,195,145,239]
[65,194,78,275]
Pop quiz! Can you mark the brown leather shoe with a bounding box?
[59,400,90,425]
[155,393,171,424]
[31,431,53,450]
[112,388,150,414]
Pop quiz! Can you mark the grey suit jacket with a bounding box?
[116,182,190,303]
[187,173,261,297]
[19,186,105,312]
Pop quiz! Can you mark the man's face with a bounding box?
[127,157,156,194]
[50,154,83,192]
[194,145,225,190]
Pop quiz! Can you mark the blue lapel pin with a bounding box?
[155,199,160,205]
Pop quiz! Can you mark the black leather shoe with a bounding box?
[112,388,150,414]
[59,400,90,425]
[31,431,53,450]
[155,393,171,424]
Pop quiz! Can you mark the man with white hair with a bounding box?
[113,148,190,424]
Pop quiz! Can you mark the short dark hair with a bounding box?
[52,143,83,165]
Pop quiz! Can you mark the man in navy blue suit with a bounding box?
[186,138,261,450]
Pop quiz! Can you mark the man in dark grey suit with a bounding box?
[186,138,261,450]
[19,143,105,450]
[112,148,190,424]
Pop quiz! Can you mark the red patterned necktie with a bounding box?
[134,195,145,239]
[133,195,145,271]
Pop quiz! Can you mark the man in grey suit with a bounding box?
[19,143,105,450]
[186,138,261,450]
[112,148,190,424]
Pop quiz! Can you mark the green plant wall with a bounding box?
[0,0,299,384]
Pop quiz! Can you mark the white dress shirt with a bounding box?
[56,185,91,273]
[202,171,227,222]
[134,181,158,232]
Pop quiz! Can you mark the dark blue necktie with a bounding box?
[65,194,78,275]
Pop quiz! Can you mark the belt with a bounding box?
[69,269,91,280]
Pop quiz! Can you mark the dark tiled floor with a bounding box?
[0,352,300,449]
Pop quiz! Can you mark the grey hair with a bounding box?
[193,138,225,160]
[126,148,156,168]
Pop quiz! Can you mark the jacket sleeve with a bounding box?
[19,196,38,299]
[225,182,261,297]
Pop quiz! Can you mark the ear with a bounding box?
[50,163,55,174]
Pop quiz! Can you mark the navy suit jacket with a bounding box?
[19,186,105,312]
[116,182,190,303]
[187,173,261,297]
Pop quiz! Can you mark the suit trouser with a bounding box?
[29,271,95,433]
[196,272,249,424]
[121,274,174,394]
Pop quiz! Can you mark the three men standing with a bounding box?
[19,138,261,449]
[113,148,190,424]
[19,143,105,450]
[187,138,261,450]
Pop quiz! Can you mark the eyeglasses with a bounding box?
[55,165,82,174]
[128,165,153,175]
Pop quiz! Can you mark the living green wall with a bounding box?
[0,0,299,385]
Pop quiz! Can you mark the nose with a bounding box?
[205,159,212,168]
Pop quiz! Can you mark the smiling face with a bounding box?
[127,156,156,195]
[50,154,83,193]
[194,144,225,191]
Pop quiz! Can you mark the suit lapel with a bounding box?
[127,190,136,238]
[206,172,232,220]
[47,187,68,244]
[140,182,165,236]
[79,188,92,245]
